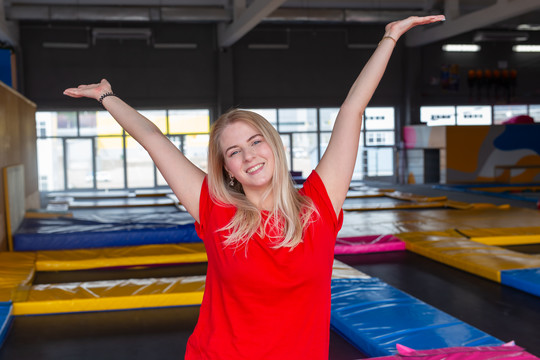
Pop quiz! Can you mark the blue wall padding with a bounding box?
[13,217,201,251]
[331,278,503,357]
[501,268,540,297]
[0,302,13,348]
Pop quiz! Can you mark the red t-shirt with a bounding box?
[185,171,343,360]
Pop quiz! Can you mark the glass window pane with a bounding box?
[292,133,318,178]
[126,137,154,188]
[529,105,540,123]
[366,131,395,146]
[96,137,124,189]
[139,110,167,134]
[248,109,278,129]
[37,138,64,191]
[420,106,456,126]
[66,139,93,189]
[80,111,123,136]
[493,105,528,124]
[169,109,209,134]
[184,134,210,172]
[278,108,317,132]
[280,134,291,170]
[36,111,78,137]
[366,147,394,177]
[320,108,339,131]
[365,107,394,130]
[456,106,492,125]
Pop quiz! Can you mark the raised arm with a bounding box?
[315,15,445,215]
[63,79,205,221]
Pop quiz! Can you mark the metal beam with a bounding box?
[218,0,287,48]
[406,0,540,47]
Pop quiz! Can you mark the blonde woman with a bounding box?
[64,15,445,360]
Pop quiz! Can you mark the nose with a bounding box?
[243,147,255,162]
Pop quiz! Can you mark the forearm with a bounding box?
[101,95,165,148]
[341,37,396,114]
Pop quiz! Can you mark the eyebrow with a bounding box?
[225,133,263,154]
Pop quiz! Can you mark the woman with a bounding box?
[64,15,445,359]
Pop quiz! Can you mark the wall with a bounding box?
[18,22,405,113]
[446,124,540,183]
[0,80,39,251]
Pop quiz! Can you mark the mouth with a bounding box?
[246,163,264,174]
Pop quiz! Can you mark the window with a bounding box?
[493,105,528,124]
[36,109,210,192]
[250,107,393,181]
[420,106,456,126]
[456,106,492,125]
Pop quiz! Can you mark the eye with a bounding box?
[229,149,240,157]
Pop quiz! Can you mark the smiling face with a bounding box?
[220,120,275,199]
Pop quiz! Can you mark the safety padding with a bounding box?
[457,227,540,246]
[13,217,200,251]
[35,243,208,271]
[331,278,503,358]
[398,231,540,283]
[335,235,405,255]
[0,252,36,302]
[0,302,13,348]
[501,268,540,297]
[368,343,540,360]
[343,201,447,211]
[13,276,206,315]
[383,191,447,203]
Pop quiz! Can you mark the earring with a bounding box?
[229,174,235,187]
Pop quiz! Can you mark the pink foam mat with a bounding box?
[335,234,406,255]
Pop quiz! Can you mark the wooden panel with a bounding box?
[0,80,38,251]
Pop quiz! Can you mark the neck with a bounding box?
[245,188,274,211]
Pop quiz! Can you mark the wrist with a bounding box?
[97,92,117,107]
[378,35,397,46]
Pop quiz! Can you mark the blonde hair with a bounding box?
[207,109,318,250]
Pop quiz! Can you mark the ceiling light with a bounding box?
[442,44,480,52]
[513,45,540,52]
[473,31,528,42]
[517,24,540,31]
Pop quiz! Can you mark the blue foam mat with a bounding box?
[330,278,503,357]
[0,302,13,348]
[14,217,201,251]
[433,184,539,203]
[501,268,540,298]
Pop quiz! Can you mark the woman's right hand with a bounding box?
[63,79,112,100]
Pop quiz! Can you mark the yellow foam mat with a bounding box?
[457,227,540,246]
[13,276,206,315]
[339,207,540,238]
[0,252,36,302]
[398,231,540,283]
[36,243,208,271]
[383,191,447,202]
[12,261,364,315]
[0,252,36,288]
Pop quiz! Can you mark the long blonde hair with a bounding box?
[207,109,318,250]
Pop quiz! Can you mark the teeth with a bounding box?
[247,164,263,173]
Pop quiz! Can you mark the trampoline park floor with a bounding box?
[2,181,540,359]
[0,263,367,360]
